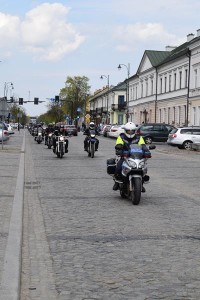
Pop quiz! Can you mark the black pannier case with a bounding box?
[107,158,116,175]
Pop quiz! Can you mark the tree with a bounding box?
[9,103,28,125]
[60,76,91,121]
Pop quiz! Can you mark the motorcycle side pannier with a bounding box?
[107,158,116,175]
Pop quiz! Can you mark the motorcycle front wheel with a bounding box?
[59,143,63,158]
[131,177,142,205]
[91,143,95,158]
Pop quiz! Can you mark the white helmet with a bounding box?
[123,122,137,138]
[89,122,95,130]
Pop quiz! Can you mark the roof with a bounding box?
[145,50,170,67]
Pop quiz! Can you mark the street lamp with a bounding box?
[100,75,109,124]
[118,63,130,122]
[4,82,14,99]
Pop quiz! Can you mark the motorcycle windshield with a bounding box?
[129,144,144,159]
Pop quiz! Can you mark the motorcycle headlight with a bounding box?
[127,160,137,168]
[60,136,64,141]
[139,161,145,169]
[90,134,95,138]
[122,161,132,176]
[38,132,42,136]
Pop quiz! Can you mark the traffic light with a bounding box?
[55,95,59,103]
[34,97,39,105]
[19,98,23,105]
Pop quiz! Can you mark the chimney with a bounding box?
[187,33,195,42]
[197,29,200,37]
[165,46,177,51]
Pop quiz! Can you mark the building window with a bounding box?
[164,76,167,93]
[193,107,196,125]
[174,73,177,90]
[141,83,143,98]
[160,78,162,93]
[178,106,181,125]
[159,109,161,122]
[146,81,148,97]
[151,79,153,95]
[173,107,175,124]
[194,69,198,88]
[179,71,182,89]
[169,75,171,92]
[136,86,138,99]
[168,107,170,123]
[185,69,188,88]
[164,108,166,123]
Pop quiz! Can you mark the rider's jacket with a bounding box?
[116,133,151,158]
[84,128,99,136]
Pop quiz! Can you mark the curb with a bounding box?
[0,131,25,300]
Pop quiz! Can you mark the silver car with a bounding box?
[167,126,200,150]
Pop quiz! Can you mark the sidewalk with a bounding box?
[0,129,25,300]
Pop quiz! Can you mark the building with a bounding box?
[90,29,200,126]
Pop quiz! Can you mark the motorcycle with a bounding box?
[46,133,53,149]
[107,144,156,205]
[86,130,97,158]
[36,132,43,144]
[54,135,66,158]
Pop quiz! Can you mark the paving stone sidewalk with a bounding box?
[0,129,25,300]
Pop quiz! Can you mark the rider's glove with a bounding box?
[115,144,124,156]
[144,150,151,158]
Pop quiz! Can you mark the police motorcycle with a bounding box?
[86,129,98,158]
[107,144,156,205]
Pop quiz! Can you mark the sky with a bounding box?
[0,0,200,116]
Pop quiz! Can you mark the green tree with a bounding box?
[10,103,28,125]
[60,76,91,121]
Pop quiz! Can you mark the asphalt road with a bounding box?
[21,131,200,300]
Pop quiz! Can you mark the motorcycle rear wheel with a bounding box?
[131,177,142,205]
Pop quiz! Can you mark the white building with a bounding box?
[129,30,200,126]
[90,29,200,126]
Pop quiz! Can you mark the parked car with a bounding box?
[136,123,175,144]
[107,125,125,138]
[167,126,200,150]
[0,129,10,142]
[5,123,15,134]
[64,125,78,136]
[101,125,112,137]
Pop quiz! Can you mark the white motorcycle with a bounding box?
[36,132,43,144]
[55,135,66,158]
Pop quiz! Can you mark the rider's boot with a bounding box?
[113,174,123,191]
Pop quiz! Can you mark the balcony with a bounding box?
[111,103,126,111]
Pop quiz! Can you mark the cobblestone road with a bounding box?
[21,131,200,300]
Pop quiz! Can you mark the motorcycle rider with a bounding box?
[113,122,151,191]
[52,125,69,153]
[84,121,99,151]
[44,123,53,144]
[34,123,43,140]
